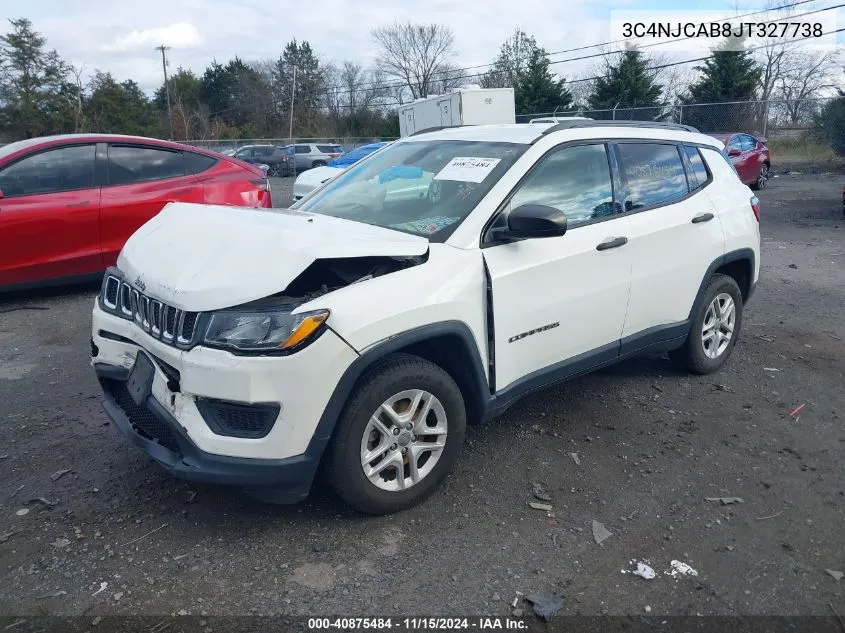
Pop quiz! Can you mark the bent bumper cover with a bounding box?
[95,364,322,502]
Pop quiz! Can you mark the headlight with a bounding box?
[203,309,329,354]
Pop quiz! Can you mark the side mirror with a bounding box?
[499,204,567,240]
[727,147,741,157]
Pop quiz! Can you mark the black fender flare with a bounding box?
[304,321,490,460]
[687,248,756,324]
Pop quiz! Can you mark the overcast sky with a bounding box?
[7,0,839,94]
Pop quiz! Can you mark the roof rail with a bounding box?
[539,120,701,136]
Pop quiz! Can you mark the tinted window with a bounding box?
[684,146,709,188]
[108,146,185,185]
[255,146,274,156]
[616,143,688,210]
[740,135,756,151]
[317,144,341,153]
[184,152,217,175]
[294,145,310,154]
[0,145,95,197]
[510,144,615,226]
[234,148,253,158]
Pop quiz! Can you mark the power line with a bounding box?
[322,0,840,96]
[202,2,842,117]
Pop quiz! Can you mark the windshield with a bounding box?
[293,139,526,242]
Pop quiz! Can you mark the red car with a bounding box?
[712,133,770,190]
[0,134,272,291]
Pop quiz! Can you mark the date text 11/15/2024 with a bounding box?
[307,617,529,630]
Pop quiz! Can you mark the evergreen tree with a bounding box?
[683,40,762,133]
[516,47,572,115]
[482,30,572,116]
[587,49,662,119]
[0,18,69,138]
[87,71,156,135]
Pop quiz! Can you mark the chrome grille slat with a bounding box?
[105,279,200,348]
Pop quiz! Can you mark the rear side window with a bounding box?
[255,146,274,156]
[740,135,756,151]
[616,143,688,211]
[294,145,310,154]
[317,145,342,153]
[108,146,185,185]
[0,144,95,197]
[184,152,217,175]
[683,146,709,189]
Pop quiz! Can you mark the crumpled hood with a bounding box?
[117,202,428,312]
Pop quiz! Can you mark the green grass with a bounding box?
[768,139,839,163]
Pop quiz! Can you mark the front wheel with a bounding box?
[325,354,466,515]
[670,274,743,375]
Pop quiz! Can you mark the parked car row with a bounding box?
[224,143,345,176]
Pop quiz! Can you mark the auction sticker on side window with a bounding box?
[434,157,501,183]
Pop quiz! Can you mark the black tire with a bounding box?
[325,354,466,515]
[669,273,743,375]
[312,160,326,168]
[751,164,769,191]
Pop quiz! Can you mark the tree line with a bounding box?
[0,14,842,144]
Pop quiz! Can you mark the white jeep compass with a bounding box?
[91,120,761,515]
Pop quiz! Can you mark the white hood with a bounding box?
[117,202,428,312]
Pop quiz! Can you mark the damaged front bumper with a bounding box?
[96,363,318,501]
[91,302,359,501]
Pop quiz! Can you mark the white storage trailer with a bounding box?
[398,87,516,137]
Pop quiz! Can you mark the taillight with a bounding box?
[250,177,269,192]
[750,195,760,222]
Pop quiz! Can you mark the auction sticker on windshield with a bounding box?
[434,157,501,183]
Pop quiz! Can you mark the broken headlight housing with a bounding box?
[203,309,329,355]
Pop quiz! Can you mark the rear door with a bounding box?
[294,144,311,170]
[618,142,725,347]
[99,144,203,266]
[0,144,101,287]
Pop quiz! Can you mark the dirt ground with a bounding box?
[0,172,843,622]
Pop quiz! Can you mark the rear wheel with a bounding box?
[325,354,466,515]
[751,164,769,190]
[670,274,743,375]
[312,160,326,168]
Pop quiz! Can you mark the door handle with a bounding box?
[596,236,628,251]
[691,212,715,224]
[66,200,90,208]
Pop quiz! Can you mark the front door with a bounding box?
[482,143,633,391]
[0,143,101,286]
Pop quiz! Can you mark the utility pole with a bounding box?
[288,64,296,141]
[155,44,173,140]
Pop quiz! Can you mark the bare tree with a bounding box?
[371,22,456,100]
[68,63,86,132]
[776,49,842,122]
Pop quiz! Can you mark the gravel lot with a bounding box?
[0,172,843,621]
